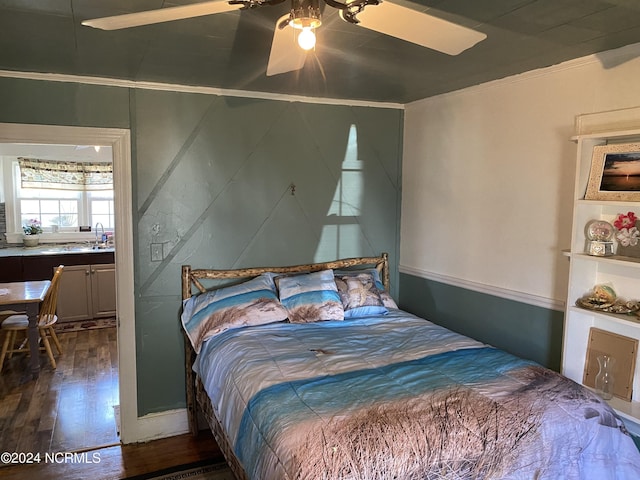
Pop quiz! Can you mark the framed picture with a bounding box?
[583,327,637,401]
[585,142,640,201]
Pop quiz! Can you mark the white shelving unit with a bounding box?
[563,108,640,436]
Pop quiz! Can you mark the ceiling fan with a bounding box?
[82,0,486,77]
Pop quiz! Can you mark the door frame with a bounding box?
[0,123,139,443]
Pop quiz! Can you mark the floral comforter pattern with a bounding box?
[194,310,640,479]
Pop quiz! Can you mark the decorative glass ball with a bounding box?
[586,220,614,242]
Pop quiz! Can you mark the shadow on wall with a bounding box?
[136,95,399,286]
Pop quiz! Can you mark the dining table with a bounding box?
[0,280,51,378]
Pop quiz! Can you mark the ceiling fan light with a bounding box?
[289,0,322,30]
[297,27,316,50]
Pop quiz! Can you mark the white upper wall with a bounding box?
[401,42,640,310]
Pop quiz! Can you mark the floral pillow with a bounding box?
[181,273,288,353]
[334,271,388,318]
[336,268,399,310]
[277,269,344,323]
[371,271,399,310]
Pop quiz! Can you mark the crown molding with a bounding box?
[0,69,404,110]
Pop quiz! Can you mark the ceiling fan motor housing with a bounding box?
[290,0,322,29]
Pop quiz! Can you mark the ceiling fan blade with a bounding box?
[81,1,243,30]
[266,16,307,76]
[354,2,486,55]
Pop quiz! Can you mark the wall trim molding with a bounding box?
[0,69,404,110]
[4,41,639,111]
[399,264,565,312]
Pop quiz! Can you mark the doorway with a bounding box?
[0,123,136,448]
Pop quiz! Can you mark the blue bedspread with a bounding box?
[195,310,640,479]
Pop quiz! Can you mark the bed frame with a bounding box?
[181,253,390,479]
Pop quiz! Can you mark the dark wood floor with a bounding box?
[0,326,119,454]
[0,326,224,479]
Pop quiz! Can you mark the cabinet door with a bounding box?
[0,257,22,282]
[91,263,116,318]
[22,255,63,281]
[57,265,93,322]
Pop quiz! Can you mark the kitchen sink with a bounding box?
[34,243,114,254]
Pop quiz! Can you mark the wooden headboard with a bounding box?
[180,252,390,435]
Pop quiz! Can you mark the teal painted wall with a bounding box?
[0,77,403,415]
[133,90,402,414]
[0,77,129,128]
[399,273,564,371]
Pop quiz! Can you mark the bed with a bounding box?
[181,253,640,480]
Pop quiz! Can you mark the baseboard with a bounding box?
[123,408,190,444]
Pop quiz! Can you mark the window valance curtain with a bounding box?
[18,158,113,191]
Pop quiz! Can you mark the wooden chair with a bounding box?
[0,310,23,322]
[0,266,64,372]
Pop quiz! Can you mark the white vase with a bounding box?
[23,235,40,247]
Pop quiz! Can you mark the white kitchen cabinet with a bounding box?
[57,263,116,322]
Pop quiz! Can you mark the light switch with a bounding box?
[150,243,163,262]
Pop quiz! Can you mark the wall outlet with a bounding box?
[150,243,163,262]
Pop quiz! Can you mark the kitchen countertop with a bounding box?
[0,243,115,257]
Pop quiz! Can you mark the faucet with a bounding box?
[95,222,105,246]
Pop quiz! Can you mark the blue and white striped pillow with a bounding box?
[277,269,344,323]
[181,273,288,353]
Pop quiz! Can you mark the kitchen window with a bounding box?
[4,159,114,241]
